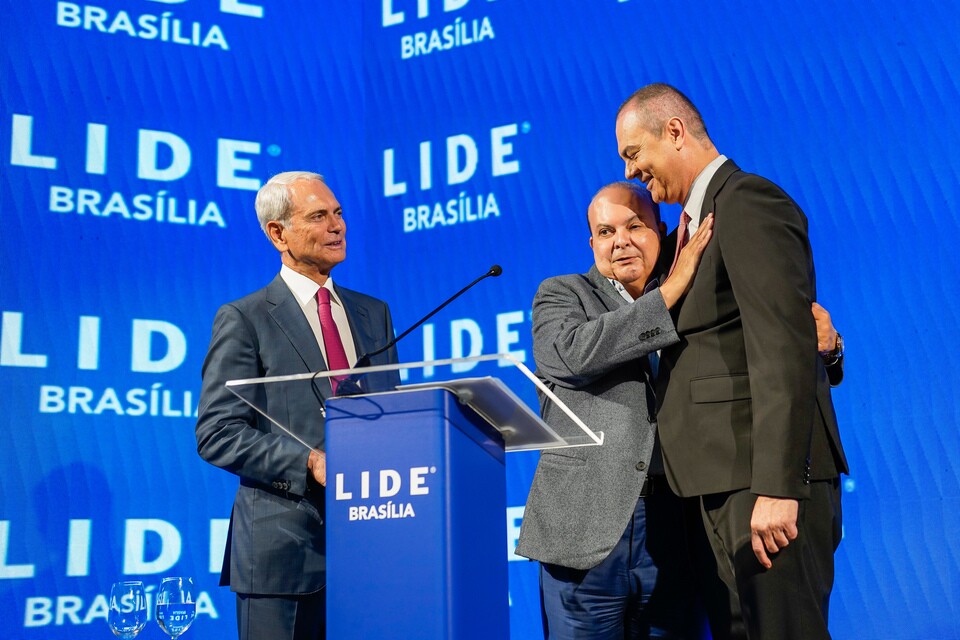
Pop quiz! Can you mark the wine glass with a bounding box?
[107,581,147,639]
[155,576,197,639]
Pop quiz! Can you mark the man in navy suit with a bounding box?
[196,171,400,640]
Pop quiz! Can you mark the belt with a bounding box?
[639,474,666,497]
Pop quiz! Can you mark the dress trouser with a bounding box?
[699,479,842,640]
[682,497,746,640]
[236,589,325,640]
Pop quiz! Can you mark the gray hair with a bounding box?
[254,171,325,237]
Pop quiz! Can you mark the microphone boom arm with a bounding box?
[358,264,502,365]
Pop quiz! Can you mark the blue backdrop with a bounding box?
[1,1,958,638]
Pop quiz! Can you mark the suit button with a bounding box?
[647,414,657,423]
[635,461,646,471]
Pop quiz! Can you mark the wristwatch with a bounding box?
[822,333,844,366]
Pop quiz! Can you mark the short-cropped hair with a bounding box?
[255,171,325,236]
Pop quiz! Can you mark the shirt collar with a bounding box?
[683,154,727,224]
[279,265,341,306]
[607,276,660,303]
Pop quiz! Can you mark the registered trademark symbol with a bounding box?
[429,467,437,474]
[267,144,282,156]
[521,122,531,134]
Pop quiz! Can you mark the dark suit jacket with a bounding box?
[196,275,400,595]
[656,160,847,501]
[516,266,679,570]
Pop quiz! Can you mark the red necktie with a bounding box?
[668,211,692,277]
[316,287,350,392]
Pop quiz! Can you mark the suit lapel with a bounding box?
[701,158,740,220]
[670,159,741,333]
[264,275,327,373]
[336,285,382,359]
[587,265,627,312]
[657,227,678,280]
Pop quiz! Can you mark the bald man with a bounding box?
[615,83,847,639]
[517,182,713,639]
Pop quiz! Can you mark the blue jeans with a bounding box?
[539,483,705,639]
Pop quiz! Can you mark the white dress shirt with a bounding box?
[683,154,728,235]
[279,265,359,368]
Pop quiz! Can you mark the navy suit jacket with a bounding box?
[196,274,400,595]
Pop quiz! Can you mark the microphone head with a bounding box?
[335,377,365,397]
[354,353,372,369]
[488,264,503,277]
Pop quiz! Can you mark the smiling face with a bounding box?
[268,178,346,281]
[616,108,687,205]
[588,186,663,291]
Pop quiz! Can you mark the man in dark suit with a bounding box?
[516,182,714,638]
[196,171,400,640]
[615,84,847,639]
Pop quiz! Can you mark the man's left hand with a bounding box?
[750,496,799,569]
[812,302,838,355]
[308,449,327,487]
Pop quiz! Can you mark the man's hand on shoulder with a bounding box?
[659,213,714,309]
[750,495,799,569]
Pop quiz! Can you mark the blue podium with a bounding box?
[325,388,508,639]
[224,358,605,639]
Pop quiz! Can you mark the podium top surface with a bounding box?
[393,378,568,452]
[225,355,604,452]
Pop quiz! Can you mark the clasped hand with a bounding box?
[750,495,799,569]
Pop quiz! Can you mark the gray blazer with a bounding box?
[196,275,400,595]
[515,266,679,570]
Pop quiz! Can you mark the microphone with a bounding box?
[335,264,503,396]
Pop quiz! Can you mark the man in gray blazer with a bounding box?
[615,83,847,639]
[516,182,714,638]
[196,172,400,640]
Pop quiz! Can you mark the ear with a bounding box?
[665,117,685,150]
[589,235,595,250]
[266,220,287,252]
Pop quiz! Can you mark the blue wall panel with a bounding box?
[1,1,957,637]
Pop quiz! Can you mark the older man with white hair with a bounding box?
[196,172,400,640]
